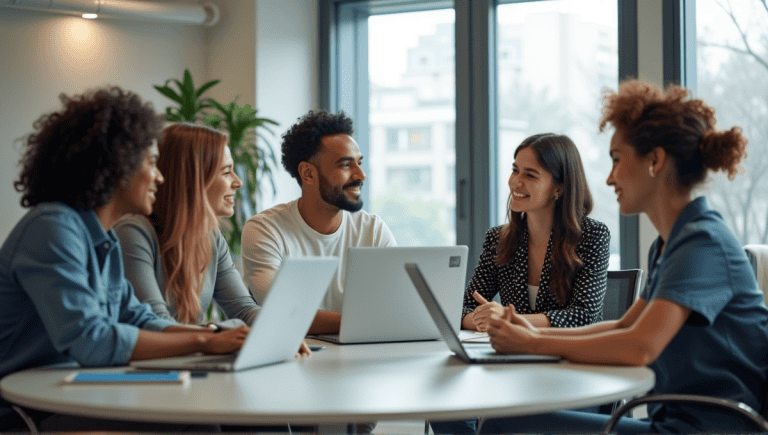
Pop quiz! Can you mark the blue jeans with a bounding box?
[479,410,652,434]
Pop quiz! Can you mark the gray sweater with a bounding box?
[114,214,259,327]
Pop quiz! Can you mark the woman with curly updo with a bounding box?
[478,80,768,434]
[0,87,247,432]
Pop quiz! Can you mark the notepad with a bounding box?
[460,332,490,343]
[63,370,191,384]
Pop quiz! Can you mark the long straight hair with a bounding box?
[151,123,227,324]
[495,133,593,304]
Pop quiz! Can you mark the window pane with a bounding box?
[696,0,768,245]
[496,0,620,270]
[369,9,456,246]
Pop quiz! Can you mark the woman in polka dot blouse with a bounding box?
[462,133,610,330]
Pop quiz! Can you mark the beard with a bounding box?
[319,172,364,212]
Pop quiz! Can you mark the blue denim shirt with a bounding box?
[0,203,175,385]
[640,197,768,433]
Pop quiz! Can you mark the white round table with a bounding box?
[1,338,654,427]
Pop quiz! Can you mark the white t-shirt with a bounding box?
[527,284,539,310]
[241,199,397,312]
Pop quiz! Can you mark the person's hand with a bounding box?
[471,291,504,332]
[297,341,312,357]
[498,305,538,331]
[487,307,537,354]
[202,325,249,354]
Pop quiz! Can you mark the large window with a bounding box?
[322,0,639,273]
[496,0,620,269]
[696,0,768,245]
[368,9,456,246]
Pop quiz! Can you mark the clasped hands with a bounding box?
[471,291,538,354]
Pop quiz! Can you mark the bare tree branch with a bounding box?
[709,0,768,74]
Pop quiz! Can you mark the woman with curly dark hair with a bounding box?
[478,80,768,434]
[462,133,610,332]
[0,87,247,432]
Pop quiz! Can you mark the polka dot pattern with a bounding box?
[462,217,610,328]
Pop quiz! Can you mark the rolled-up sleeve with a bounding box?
[12,215,143,366]
[118,280,176,332]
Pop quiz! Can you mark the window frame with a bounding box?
[318,0,676,275]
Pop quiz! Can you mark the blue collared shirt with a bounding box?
[640,197,768,433]
[0,203,175,384]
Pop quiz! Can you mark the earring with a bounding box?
[554,194,559,201]
[648,166,655,178]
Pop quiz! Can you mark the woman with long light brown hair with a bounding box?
[115,123,261,329]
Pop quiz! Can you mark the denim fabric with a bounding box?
[478,410,651,434]
[0,203,175,418]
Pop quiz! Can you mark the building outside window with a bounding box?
[496,0,620,269]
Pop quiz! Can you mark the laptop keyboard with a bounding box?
[194,354,237,363]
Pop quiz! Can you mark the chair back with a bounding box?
[602,269,643,321]
[744,245,768,309]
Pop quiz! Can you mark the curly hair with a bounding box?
[281,110,354,185]
[495,134,593,305]
[599,80,747,188]
[14,86,161,209]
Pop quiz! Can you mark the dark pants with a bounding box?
[478,410,652,434]
[2,407,220,432]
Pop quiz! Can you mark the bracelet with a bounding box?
[205,323,222,333]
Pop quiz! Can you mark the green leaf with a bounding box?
[195,79,221,98]
[153,85,183,104]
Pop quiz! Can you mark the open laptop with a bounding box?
[310,246,468,344]
[405,263,561,364]
[131,257,338,372]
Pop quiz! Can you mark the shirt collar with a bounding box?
[650,196,709,267]
[75,208,116,248]
[666,196,709,245]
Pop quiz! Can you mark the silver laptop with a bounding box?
[310,246,468,344]
[131,257,338,372]
[405,263,561,364]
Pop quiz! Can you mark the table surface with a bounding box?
[1,334,654,425]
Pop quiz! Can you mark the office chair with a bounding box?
[596,269,643,416]
[744,245,768,309]
[600,394,768,434]
[601,259,768,434]
[602,270,643,322]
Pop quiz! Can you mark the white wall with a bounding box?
[0,4,206,241]
[205,0,256,106]
[0,0,320,240]
[254,0,318,210]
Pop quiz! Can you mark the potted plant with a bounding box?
[203,99,278,255]
[154,69,279,256]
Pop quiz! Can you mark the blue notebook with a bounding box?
[63,370,190,384]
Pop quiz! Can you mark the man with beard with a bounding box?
[242,110,397,335]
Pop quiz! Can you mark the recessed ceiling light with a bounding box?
[82,13,98,19]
